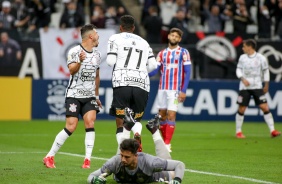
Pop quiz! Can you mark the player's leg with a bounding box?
[156,90,168,141]
[43,98,80,168]
[235,90,250,138]
[109,87,132,154]
[131,88,149,152]
[146,114,171,160]
[254,90,281,137]
[81,97,100,168]
[164,90,178,152]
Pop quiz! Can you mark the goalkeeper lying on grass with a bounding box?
[87,112,185,184]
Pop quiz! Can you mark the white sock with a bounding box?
[116,128,131,154]
[152,130,162,142]
[236,113,244,133]
[264,112,275,132]
[131,122,142,135]
[154,130,171,160]
[47,129,69,157]
[85,131,95,160]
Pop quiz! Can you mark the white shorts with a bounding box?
[156,90,179,111]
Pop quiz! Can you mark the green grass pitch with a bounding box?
[0,120,281,184]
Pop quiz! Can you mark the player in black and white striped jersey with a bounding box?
[43,24,103,169]
[106,15,158,153]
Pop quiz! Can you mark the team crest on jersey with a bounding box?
[69,103,77,112]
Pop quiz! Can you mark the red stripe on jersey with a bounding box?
[165,51,171,90]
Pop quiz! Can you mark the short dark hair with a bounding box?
[243,39,257,50]
[169,28,183,37]
[120,139,140,154]
[80,24,97,39]
[120,15,135,31]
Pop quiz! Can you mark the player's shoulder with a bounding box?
[109,33,120,40]
[255,52,265,59]
[239,53,248,60]
[68,44,80,53]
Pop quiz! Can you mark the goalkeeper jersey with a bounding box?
[107,32,155,92]
[65,44,101,98]
[101,152,169,183]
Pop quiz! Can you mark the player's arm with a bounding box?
[68,50,86,75]
[236,55,249,86]
[106,39,118,66]
[95,68,102,108]
[149,51,162,77]
[147,47,158,72]
[179,51,192,102]
[262,56,270,94]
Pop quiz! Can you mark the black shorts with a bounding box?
[65,97,100,118]
[237,89,267,106]
[109,87,149,122]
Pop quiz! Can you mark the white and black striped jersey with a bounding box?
[107,32,156,92]
[65,44,101,98]
[237,52,268,90]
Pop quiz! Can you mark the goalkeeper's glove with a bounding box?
[169,177,182,184]
[91,175,106,184]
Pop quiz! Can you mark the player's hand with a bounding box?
[79,50,86,63]
[178,91,186,103]
[96,99,103,109]
[169,180,181,184]
[91,175,106,184]
[241,78,250,86]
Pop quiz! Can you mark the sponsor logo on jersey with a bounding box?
[77,89,93,96]
[69,103,77,112]
[124,77,145,84]
[80,69,95,82]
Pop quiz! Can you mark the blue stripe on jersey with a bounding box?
[161,50,167,89]
[169,50,175,90]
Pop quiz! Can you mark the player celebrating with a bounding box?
[87,110,185,184]
[43,24,102,169]
[149,28,192,152]
[235,39,280,138]
[106,15,157,153]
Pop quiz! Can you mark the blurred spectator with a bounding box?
[105,6,119,30]
[231,0,253,33]
[59,1,85,29]
[116,6,126,20]
[27,0,51,39]
[89,0,105,17]
[169,9,189,44]
[0,32,22,68]
[158,0,178,43]
[202,3,230,33]
[140,0,158,25]
[10,0,30,39]
[0,1,16,29]
[257,4,271,38]
[143,5,162,43]
[90,4,106,28]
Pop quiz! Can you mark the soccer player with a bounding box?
[87,111,185,184]
[235,39,280,138]
[43,24,102,169]
[106,15,158,153]
[149,28,192,152]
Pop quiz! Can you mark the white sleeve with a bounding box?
[106,54,117,66]
[236,67,243,79]
[147,57,158,72]
[263,68,270,81]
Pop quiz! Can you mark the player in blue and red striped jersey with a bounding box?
[149,28,192,152]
